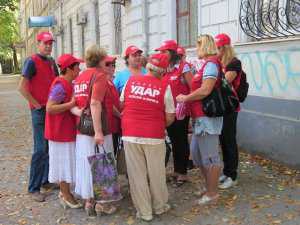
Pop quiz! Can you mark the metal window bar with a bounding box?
[239,0,300,40]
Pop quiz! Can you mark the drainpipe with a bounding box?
[60,0,64,54]
[93,0,100,45]
[141,1,149,55]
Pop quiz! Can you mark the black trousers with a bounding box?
[167,117,190,175]
[220,112,239,181]
[112,133,121,156]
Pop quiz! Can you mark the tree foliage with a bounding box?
[0,0,18,12]
[0,0,19,58]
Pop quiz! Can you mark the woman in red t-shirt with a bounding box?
[73,46,120,216]
[46,54,83,209]
[215,33,242,190]
[103,56,122,155]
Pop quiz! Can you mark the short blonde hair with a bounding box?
[85,45,107,68]
[197,34,217,58]
[219,44,236,66]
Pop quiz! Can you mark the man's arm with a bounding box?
[18,77,41,109]
[18,58,42,108]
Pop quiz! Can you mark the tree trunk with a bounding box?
[12,46,18,73]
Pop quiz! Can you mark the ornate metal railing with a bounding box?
[239,0,300,39]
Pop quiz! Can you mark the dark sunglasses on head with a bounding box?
[105,63,116,67]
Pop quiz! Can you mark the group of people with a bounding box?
[19,31,243,222]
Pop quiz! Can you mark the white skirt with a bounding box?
[48,141,76,184]
[75,134,114,199]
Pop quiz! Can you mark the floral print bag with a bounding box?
[88,145,122,203]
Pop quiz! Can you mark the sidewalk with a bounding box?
[0,76,299,225]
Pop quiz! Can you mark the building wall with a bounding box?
[121,0,176,55]
[197,0,300,167]
[235,40,300,168]
[198,0,242,42]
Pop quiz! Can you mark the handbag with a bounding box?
[116,139,127,175]
[87,145,122,203]
[77,74,110,136]
[202,73,239,117]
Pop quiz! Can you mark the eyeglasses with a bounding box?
[105,63,116,67]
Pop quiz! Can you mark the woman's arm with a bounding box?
[112,105,121,118]
[183,71,193,89]
[90,99,104,145]
[224,71,237,83]
[46,98,75,114]
[176,78,216,102]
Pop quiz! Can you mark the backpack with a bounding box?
[236,70,249,102]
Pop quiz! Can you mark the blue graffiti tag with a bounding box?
[239,48,300,95]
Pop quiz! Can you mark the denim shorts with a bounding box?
[190,133,222,167]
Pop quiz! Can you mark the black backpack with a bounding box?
[236,70,249,102]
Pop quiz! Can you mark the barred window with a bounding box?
[239,0,300,40]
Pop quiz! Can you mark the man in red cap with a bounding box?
[18,31,58,202]
[113,45,147,93]
[120,53,175,221]
[45,54,83,208]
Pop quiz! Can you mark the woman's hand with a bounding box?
[70,106,83,116]
[94,131,104,145]
[176,94,188,103]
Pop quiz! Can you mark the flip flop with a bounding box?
[173,179,188,187]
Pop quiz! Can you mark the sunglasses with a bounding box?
[105,63,116,67]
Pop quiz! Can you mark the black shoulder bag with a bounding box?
[202,70,240,117]
[77,74,110,136]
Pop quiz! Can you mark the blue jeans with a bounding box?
[28,108,49,193]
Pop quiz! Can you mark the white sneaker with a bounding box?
[194,188,207,196]
[218,177,237,189]
[219,174,227,183]
[136,212,153,221]
[197,194,219,205]
[155,204,171,215]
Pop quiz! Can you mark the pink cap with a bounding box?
[215,33,231,47]
[57,54,83,70]
[177,46,186,55]
[36,32,54,43]
[155,40,178,51]
[105,55,117,63]
[125,45,143,57]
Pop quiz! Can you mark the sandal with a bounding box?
[95,203,117,216]
[166,174,177,183]
[174,179,187,187]
[84,202,96,216]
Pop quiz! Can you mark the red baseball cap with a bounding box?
[36,31,55,43]
[105,55,117,63]
[177,46,186,55]
[215,33,231,47]
[125,45,143,57]
[57,54,84,70]
[148,53,170,71]
[155,40,178,51]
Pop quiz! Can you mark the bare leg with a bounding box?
[204,165,221,197]
[60,182,77,204]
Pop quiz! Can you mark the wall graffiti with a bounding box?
[238,47,300,100]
